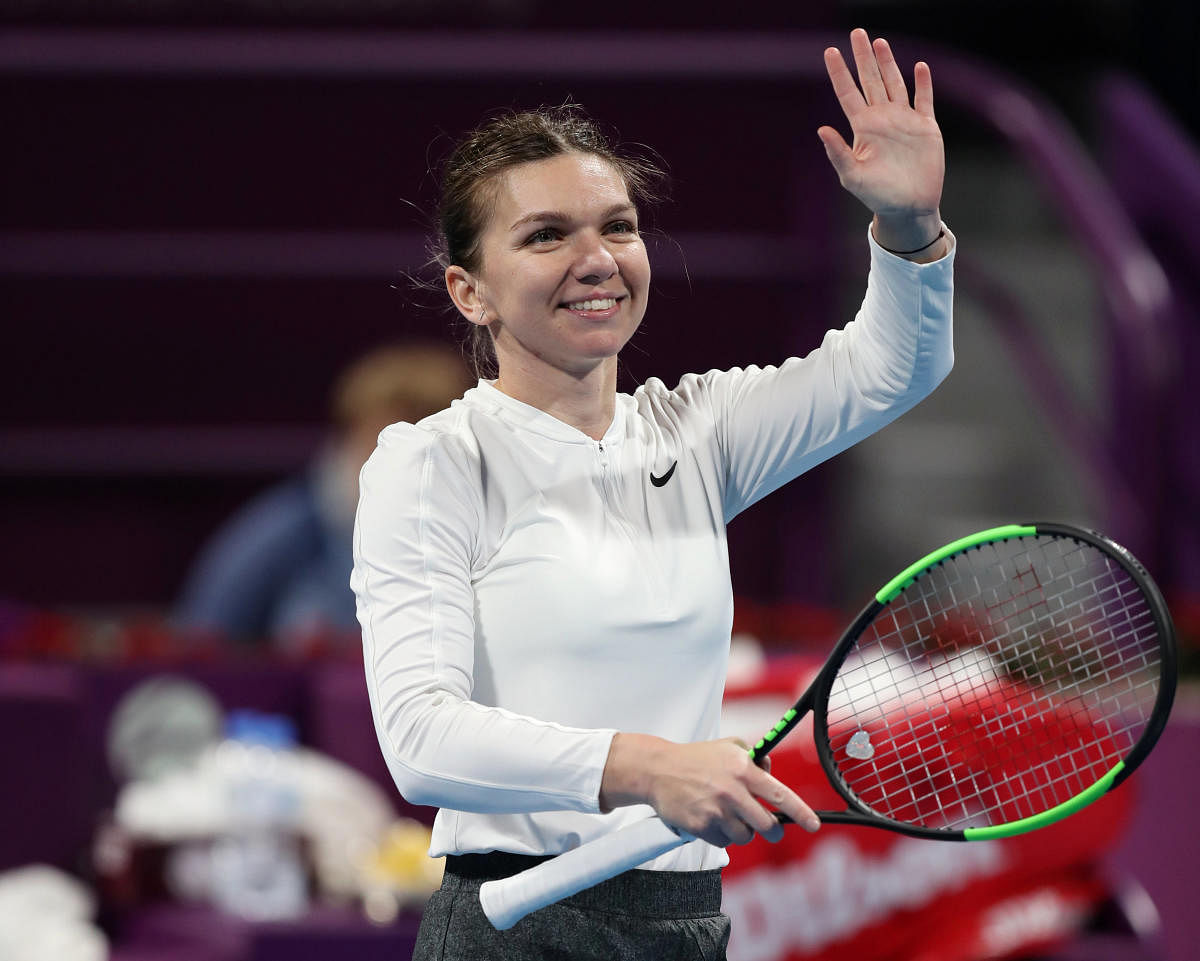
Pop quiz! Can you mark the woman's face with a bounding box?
[448,151,651,380]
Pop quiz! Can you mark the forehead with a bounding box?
[491,152,632,228]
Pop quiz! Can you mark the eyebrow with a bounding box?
[508,203,637,232]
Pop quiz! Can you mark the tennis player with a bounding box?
[352,28,953,959]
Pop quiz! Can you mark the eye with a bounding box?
[524,227,560,245]
[606,220,638,236]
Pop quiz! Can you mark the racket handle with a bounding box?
[479,816,693,930]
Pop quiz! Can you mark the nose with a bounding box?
[573,233,618,287]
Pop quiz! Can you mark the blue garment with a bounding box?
[175,468,357,643]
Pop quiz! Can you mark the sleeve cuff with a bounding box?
[867,220,956,266]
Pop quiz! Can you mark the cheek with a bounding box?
[508,259,565,303]
[621,248,652,293]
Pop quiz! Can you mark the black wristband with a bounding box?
[879,228,945,256]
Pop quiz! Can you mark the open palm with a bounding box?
[819,29,945,222]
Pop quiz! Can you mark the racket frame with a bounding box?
[751,522,1177,842]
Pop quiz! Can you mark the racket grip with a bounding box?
[479,816,693,930]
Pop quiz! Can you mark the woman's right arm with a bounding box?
[600,733,821,846]
[352,423,616,815]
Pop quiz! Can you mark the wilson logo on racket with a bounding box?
[479,522,1178,930]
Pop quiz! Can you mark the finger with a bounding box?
[817,126,856,184]
[872,36,909,104]
[761,814,785,844]
[729,817,757,846]
[750,768,821,834]
[719,745,792,842]
[913,61,936,119]
[704,813,754,848]
[824,46,866,120]
[850,27,887,106]
[729,796,787,844]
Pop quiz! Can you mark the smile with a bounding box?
[562,297,619,312]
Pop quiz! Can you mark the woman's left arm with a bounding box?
[819,28,947,263]
[700,235,953,521]
[686,30,954,519]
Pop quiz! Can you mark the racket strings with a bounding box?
[839,546,1157,718]
[892,547,1152,815]
[824,535,1161,831]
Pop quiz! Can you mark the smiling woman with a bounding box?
[352,28,955,961]
[445,151,652,438]
[432,105,665,390]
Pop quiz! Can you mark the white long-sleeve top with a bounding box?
[352,226,955,871]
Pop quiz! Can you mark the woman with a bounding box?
[352,28,953,959]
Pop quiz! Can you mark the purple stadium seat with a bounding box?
[0,664,91,872]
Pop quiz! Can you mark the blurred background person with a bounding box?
[173,342,473,648]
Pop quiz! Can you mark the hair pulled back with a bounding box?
[434,104,665,378]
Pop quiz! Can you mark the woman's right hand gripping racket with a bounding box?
[480,522,1177,930]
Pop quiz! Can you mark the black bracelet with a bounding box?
[879,228,945,256]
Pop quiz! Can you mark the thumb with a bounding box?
[817,126,855,181]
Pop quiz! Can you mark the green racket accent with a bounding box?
[962,762,1125,841]
[749,708,798,759]
[875,524,1038,604]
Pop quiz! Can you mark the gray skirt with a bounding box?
[413,852,729,961]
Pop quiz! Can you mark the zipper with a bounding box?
[593,438,612,499]
[593,437,668,612]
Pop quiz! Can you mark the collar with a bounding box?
[470,380,627,446]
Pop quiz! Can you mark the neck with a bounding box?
[493,354,618,441]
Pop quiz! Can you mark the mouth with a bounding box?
[559,295,624,317]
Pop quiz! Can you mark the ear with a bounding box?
[445,265,489,327]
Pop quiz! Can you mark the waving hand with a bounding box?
[819,29,946,259]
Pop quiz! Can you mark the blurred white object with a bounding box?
[206,712,306,920]
[164,841,216,903]
[106,675,223,783]
[210,828,306,921]
[115,712,397,907]
[726,632,767,687]
[0,865,108,961]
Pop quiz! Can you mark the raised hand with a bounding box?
[819,28,946,257]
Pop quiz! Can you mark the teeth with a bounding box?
[566,298,617,311]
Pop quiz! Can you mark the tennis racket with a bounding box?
[480,521,1176,930]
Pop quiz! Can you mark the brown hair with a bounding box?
[433,104,666,378]
[331,342,473,428]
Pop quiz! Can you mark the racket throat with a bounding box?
[749,687,817,762]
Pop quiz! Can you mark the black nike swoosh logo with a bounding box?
[650,461,677,487]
